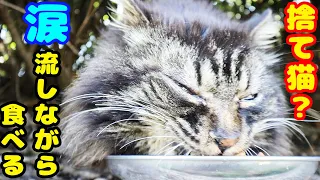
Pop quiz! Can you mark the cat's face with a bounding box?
[60,0,293,166]
[120,26,288,156]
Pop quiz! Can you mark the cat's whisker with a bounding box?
[64,105,167,125]
[93,95,153,108]
[282,112,320,120]
[155,141,176,155]
[245,149,252,156]
[256,122,301,140]
[255,123,283,133]
[95,102,171,120]
[60,93,108,106]
[261,117,320,123]
[63,131,82,154]
[307,108,320,119]
[178,149,186,155]
[281,108,320,119]
[119,136,176,150]
[95,103,167,119]
[97,118,166,137]
[185,150,192,156]
[257,119,302,134]
[282,118,320,123]
[255,118,314,153]
[88,94,174,119]
[281,122,314,153]
[154,142,184,166]
[62,93,153,111]
[163,142,184,156]
[63,93,176,124]
[254,145,270,156]
[248,147,258,156]
[259,118,302,126]
[63,106,131,121]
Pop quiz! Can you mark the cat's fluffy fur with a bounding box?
[60,0,293,166]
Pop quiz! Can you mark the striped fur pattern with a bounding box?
[60,0,293,166]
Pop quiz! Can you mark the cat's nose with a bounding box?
[215,138,238,152]
[209,128,240,152]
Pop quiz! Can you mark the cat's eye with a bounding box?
[241,93,258,101]
[173,80,198,95]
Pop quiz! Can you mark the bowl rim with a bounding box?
[107,155,320,161]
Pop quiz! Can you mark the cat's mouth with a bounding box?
[216,141,266,156]
[221,146,266,156]
[174,145,266,156]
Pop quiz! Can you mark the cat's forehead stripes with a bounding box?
[192,44,251,95]
[122,23,253,99]
[157,17,253,94]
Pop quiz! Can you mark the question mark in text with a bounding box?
[290,94,312,120]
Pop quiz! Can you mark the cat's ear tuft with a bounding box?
[110,0,149,28]
[245,9,281,49]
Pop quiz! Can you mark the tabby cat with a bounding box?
[60,0,294,165]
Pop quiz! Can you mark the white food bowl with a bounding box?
[107,156,320,180]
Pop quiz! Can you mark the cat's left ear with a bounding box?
[110,0,149,27]
[245,9,281,49]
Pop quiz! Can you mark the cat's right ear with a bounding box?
[110,0,149,27]
[245,9,281,49]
